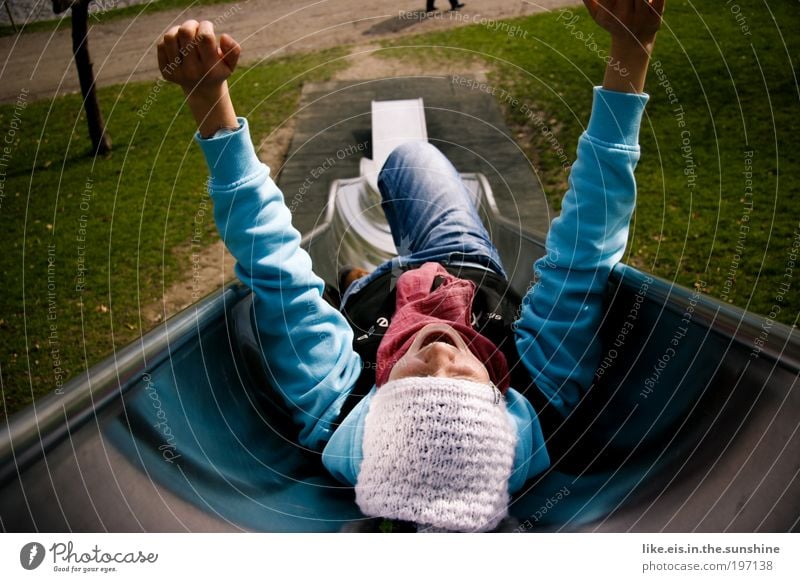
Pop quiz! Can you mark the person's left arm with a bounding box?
[515,0,663,419]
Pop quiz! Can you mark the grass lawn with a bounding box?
[0,0,240,37]
[379,0,799,327]
[0,47,348,419]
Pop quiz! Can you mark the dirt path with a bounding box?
[0,0,579,103]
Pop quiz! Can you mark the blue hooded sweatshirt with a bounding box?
[194,86,649,494]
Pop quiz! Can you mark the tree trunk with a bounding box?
[71,0,111,155]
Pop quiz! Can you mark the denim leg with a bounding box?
[341,142,505,306]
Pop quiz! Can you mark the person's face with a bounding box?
[387,323,491,384]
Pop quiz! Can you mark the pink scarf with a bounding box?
[375,262,510,393]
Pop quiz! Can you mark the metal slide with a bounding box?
[1,163,797,532]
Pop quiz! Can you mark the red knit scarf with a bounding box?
[375,262,510,392]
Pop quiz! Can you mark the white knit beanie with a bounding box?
[355,376,518,532]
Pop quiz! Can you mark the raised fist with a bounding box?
[157,20,241,95]
[582,0,666,45]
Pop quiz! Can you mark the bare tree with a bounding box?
[53,0,112,155]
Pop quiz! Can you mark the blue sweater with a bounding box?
[195,86,649,494]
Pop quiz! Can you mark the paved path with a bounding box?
[284,78,552,238]
[0,0,580,103]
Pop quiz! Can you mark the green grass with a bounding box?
[378,0,800,326]
[0,47,348,419]
[0,0,240,37]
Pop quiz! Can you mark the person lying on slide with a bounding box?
[158,0,665,532]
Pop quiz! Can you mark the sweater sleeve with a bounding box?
[195,117,362,451]
[515,86,649,416]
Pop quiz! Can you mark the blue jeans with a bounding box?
[341,141,506,307]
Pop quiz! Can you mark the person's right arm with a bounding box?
[159,21,363,450]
